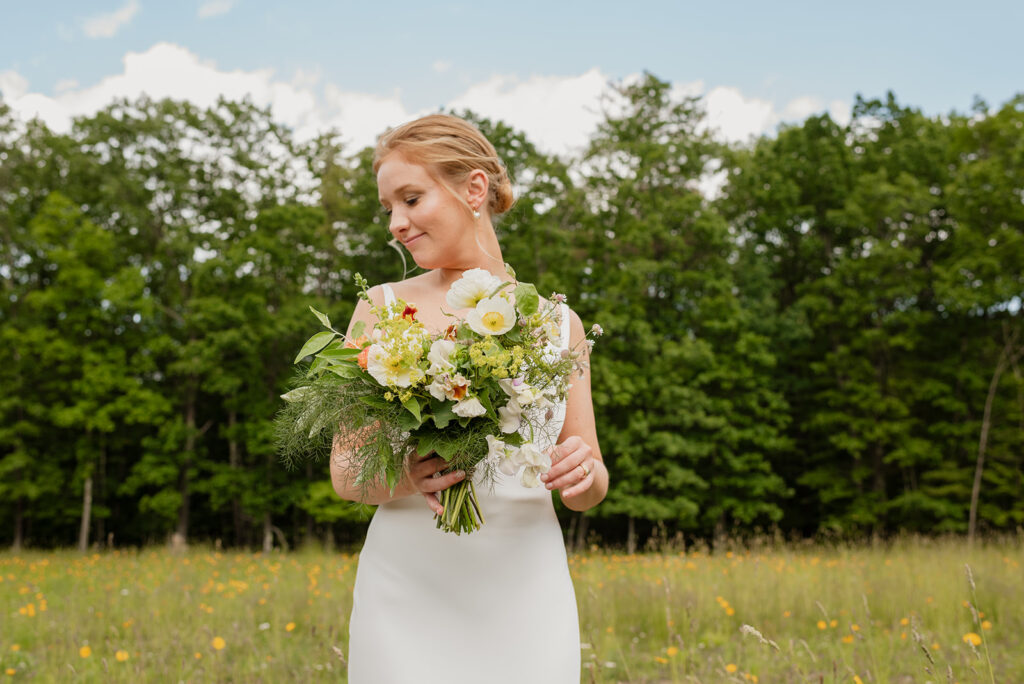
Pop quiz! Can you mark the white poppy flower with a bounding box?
[366,344,414,388]
[466,296,516,336]
[520,467,544,488]
[452,396,486,418]
[497,397,522,434]
[426,339,456,376]
[446,268,503,309]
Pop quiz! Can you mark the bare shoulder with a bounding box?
[387,272,437,300]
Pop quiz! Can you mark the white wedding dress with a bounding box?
[346,285,580,683]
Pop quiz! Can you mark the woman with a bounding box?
[331,113,607,683]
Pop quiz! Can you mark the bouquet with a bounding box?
[275,266,601,534]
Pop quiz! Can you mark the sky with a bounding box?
[2,0,1022,157]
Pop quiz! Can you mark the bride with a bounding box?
[330,113,607,683]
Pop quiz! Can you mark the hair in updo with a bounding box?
[373,114,515,216]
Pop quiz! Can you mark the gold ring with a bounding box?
[578,463,590,478]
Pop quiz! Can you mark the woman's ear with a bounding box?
[465,169,490,213]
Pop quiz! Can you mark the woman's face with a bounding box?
[376,152,473,270]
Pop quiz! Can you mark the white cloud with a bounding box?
[447,69,610,158]
[82,0,140,39]
[432,60,452,74]
[198,0,236,19]
[0,41,848,164]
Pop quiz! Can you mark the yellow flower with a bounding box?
[899,617,909,626]
[79,645,92,658]
[841,635,854,643]
[962,632,982,646]
[5,668,16,676]
[725,663,738,673]
[9,645,19,652]
[115,650,130,662]
[666,646,678,657]
[782,610,791,618]
[829,619,838,628]
[654,656,668,664]
[816,620,827,630]
[285,622,296,632]
[212,636,226,650]
[851,624,860,631]
[194,652,203,659]
[854,676,864,684]
[981,620,992,630]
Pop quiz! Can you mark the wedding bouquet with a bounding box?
[275,267,600,534]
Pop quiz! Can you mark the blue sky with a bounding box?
[3,1,1022,154]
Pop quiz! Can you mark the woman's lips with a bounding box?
[403,233,424,246]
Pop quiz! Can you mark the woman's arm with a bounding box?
[540,309,608,512]
[328,288,465,514]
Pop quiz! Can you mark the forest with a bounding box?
[1,74,1022,552]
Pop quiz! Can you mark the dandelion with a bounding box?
[854,676,864,684]
[654,656,668,664]
[115,650,130,662]
[841,635,854,643]
[962,632,982,646]
[194,652,203,659]
[725,663,738,673]
[79,645,92,658]
[212,636,226,650]
[5,668,16,676]
[817,620,827,630]
[666,646,678,657]
[981,620,992,630]
[286,622,296,632]
[9,646,19,652]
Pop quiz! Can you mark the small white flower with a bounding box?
[452,396,486,417]
[515,442,551,488]
[258,622,270,631]
[590,323,604,336]
[466,295,517,336]
[446,268,503,309]
[426,373,470,403]
[497,397,522,433]
[426,339,456,376]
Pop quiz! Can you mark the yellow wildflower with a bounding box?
[666,646,678,657]
[79,645,92,658]
[725,663,738,673]
[115,650,130,662]
[286,622,296,632]
[962,632,982,646]
[212,636,226,650]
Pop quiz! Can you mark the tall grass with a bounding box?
[1,536,1020,682]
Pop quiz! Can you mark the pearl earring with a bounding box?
[472,208,481,219]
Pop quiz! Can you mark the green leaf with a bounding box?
[514,282,539,316]
[325,363,363,379]
[280,387,311,403]
[309,305,331,329]
[430,402,456,429]
[351,320,366,339]
[402,396,422,423]
[358,395,392,410]
[294,331,337,363]
[318,346,361,360]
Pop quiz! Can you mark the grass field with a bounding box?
[1,536,1020,682]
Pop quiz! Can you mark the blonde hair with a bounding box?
[373,113,515,216]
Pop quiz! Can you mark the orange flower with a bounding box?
[402,305,418,321]
[344,335,369,350]
[443,324,458,341]
[357,347,370,370]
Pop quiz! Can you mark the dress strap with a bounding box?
[381,283,397,307]
[560,303,571,349]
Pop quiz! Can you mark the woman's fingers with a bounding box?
[560,467,594,499]
[422,492,444,515]
[541,437,592,491]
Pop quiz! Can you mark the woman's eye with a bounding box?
[405,197,418,206]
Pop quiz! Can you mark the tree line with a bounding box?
[1,74,1021,552]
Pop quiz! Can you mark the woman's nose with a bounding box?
[389,208,409,235]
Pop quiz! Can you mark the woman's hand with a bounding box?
[540,435,595,499]
[406,451,466,515]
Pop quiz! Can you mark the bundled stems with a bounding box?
[435,475,485,535]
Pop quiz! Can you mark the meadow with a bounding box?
[1,536,1020,683]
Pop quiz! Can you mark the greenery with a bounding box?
[1,538,1021,681]
[0,74,1022,550]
